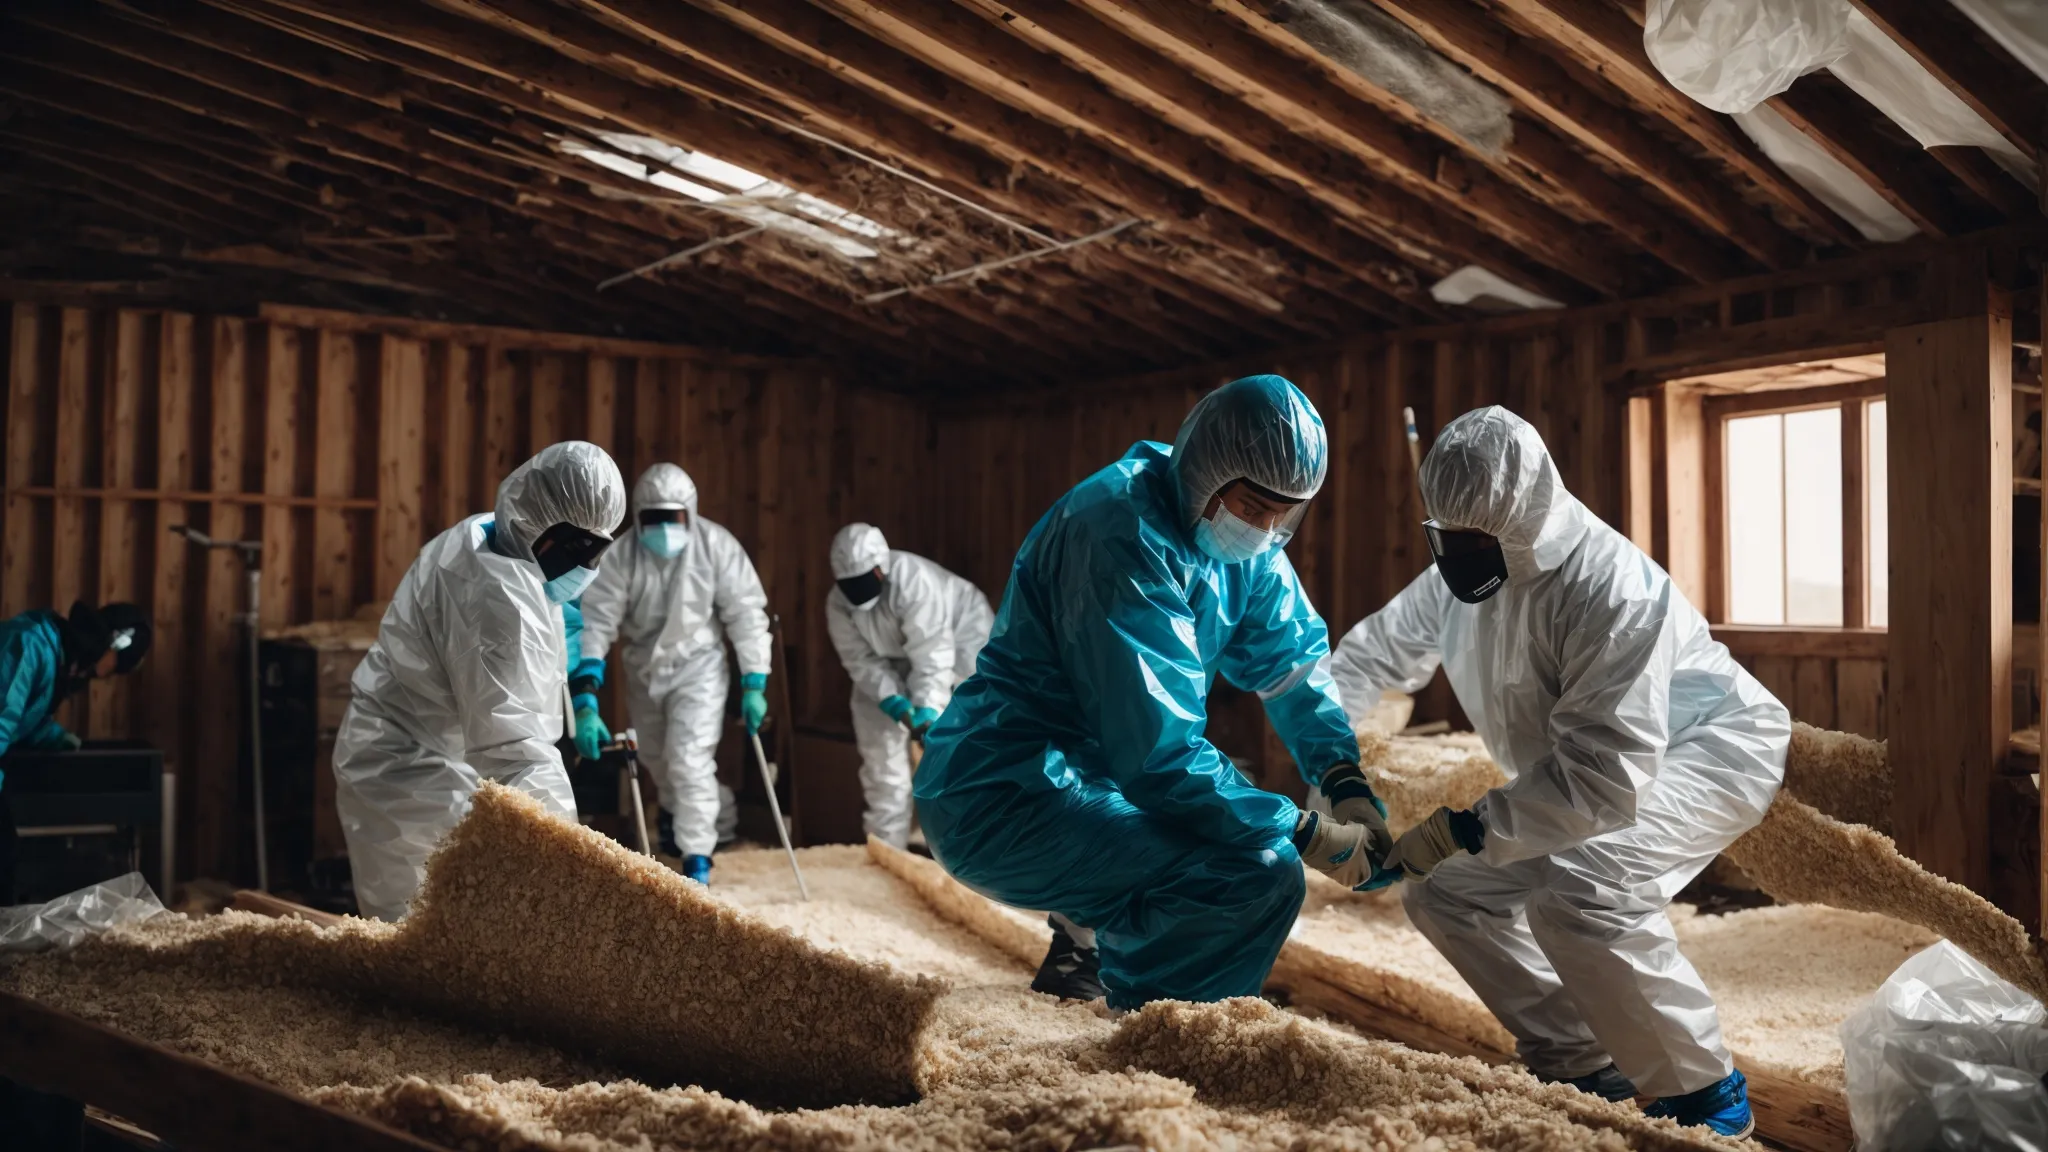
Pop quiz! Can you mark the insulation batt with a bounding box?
[1,782,1744,1151]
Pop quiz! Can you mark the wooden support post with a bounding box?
[1887,257,2012,894]
[2040,269,2047,942]
[1658,383,1707,610]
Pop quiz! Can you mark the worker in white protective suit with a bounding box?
[572,463,771,886]
[1330,407,1787,1139]
[825,522,994,849]
[335,441,627,921]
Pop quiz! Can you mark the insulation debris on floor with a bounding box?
[5,785,1748,1151]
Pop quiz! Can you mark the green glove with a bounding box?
[572,693,609,762]
[879,694,914,725]
[910,705,941,735]
[741,672,770,733]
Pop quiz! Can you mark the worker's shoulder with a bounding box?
[691,514,743,547]
[1058,442,1173,528]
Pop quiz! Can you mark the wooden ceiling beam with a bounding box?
[88,0,408,110]
[1767,77,1983,238]
[1195,0,1743,283]
[1848,0,2044,167]
[1928,146,2040,223]
[486,0,1421,324]
[1485,0,1862,246]
[1049,0,1631,296]
[1357,0,1807,271]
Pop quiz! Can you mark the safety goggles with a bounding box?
[638,506,688,527]
[532,522,615,582]
[1423,519,1508,604]
[836,569,884,607]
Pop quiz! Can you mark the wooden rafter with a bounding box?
[1768,74,1983,238]
[1847,0,2045,167]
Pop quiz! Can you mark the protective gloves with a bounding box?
[572,693,609,762]
[740,672,770,733]
[879,694,915,725]
[1293,811,1379,889]
[1385,806,1486,881]
[909,705,942,735]
[1320,764,1393,861]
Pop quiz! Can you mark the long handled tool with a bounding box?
[612,729,652,857]
[747,727,809,900]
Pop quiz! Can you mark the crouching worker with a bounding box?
[1330,407,1787,1137]
[0,601,153,761]
[335,442,627,921]
[915,375,1391,1010]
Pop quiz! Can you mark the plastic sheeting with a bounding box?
[1268,0,1512,155]
[0,872,166,953]
[1834,10,2033,176]
[1732,105,1919,242]
[1428,266,1563,313]
[1644,0,1850,115]
[1841,940,2048,1151]
[1951,0,2048,87]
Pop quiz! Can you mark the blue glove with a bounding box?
[572,693,609,762]
[879,694,915,725]
[741,672,769,733]
[909,705,942,735]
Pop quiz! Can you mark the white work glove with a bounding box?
[1295,811,1380,888]
[1385,806,1485,881]
[1320,763,1394,862]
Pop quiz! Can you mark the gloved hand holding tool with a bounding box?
[1294,763,1396,890]
[1384,806,1485,881]
[741,672,770,733]
[572,692,610,762]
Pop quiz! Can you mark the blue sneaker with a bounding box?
[1540,1063,1638,1102]
[682,854,713,886]
[1646,1069,1753,1138]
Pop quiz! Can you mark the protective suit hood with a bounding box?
[831,523,890,579]
[493,442,626,563]
[1169,374,1328,534]
[632,462,699,518]
[1420,407,1589,582]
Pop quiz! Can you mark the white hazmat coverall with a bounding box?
[579,463,770,858]
[335,441,627,921]
[1329,407,1788,1098]
[825,523,994,848]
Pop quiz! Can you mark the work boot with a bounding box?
[1538,1063,1638,1102]
[1030,914,1105,1001]
[1646,1069,1753,1138]
[657,808,680,858]
[681,854,713,886]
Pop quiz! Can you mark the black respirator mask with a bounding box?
[837,569,884,608]
[1425,520,1508,604]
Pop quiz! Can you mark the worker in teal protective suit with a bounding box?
[914,375,1392,1011]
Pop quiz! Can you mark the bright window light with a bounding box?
[1867,400,1888,627]
[1725,409,1845,626]
[557,133,894,260]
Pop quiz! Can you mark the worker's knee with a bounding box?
[1244,846,1306,917]
[1526,884,1656,946]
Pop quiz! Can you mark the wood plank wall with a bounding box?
[0,299,931,883]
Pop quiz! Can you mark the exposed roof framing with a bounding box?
[0,0,2039,388]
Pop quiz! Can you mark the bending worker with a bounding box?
[335,441,626,921]
[0,601,153,762]
[916,375,1392,1009]
[826,521,993,849]
[1331,407,1786,1138]
[572,463,771,887]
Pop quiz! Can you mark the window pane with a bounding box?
[1784,408,1843,625]
[1868,400,1888,627]
[1726,414,1786,624]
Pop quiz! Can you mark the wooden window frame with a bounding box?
[1703,376,1887,630]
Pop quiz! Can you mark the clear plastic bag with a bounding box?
[1644,0,1851,114]
[0,872,168,953]
[1841,940,2048,1151]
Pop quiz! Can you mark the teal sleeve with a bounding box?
[0,626,43,760]
[563,598,606,687]
[1056,529,1296,851]
[1218,551,1361,788]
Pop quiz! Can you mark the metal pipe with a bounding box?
[861,219,1143,304]
[747,729,808,900]
[597,225,769,291]
[618,728,652,857]
[245,565,267,893]
[160,770,177,900]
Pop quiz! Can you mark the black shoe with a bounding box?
[657,808,680,857]
[1540,1063,1639,1103]
[1030,915,1105,1000]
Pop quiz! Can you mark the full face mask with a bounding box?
[1425,519,1509,604]
[533,521,614,605]
[837,568,885,609]
[638,506,688,558]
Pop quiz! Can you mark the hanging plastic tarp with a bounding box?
[0,872,168,953]
[1643,0,1851,114]
[1731,105,1919,241]
[1267,0,1513,156]
[1833,10,2033,177]
[1428,265,1562,312]
[1841,940,2048,1151]
[1949,0,2048,87]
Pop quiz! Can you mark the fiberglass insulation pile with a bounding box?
[1,784,1744,1151]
